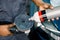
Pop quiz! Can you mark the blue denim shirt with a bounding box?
[0,0,26,22]
[0,0,33,31]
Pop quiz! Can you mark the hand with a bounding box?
[39,2,53,11]
[32,0,53,10]
[0,24,15,36]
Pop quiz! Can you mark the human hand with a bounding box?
[39,2,53,11]
[0,24,15,36]
[32,0,53,10]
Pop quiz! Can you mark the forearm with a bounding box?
[32,0,44,7]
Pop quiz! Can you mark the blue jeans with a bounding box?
[0,33,29,40]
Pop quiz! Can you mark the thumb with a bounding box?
[44,3,54,9]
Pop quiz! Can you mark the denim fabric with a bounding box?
[0,33,29,40]
[14,14,34,31]
[0,0,27,22]
[0,0,33,31]
[0,0,33,40]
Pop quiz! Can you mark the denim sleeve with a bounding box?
[0,0,34,31]
[14,14,34,31]
[14,0,34,31]
[0,0,28,22]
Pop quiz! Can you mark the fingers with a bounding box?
[39,6,45,11]
[0,23,16,28]
[39,3,54,11]
[0,25,13,36]
[43,3,53,9]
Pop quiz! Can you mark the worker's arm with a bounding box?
[32,0,44,7]
[32,0,53,10]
